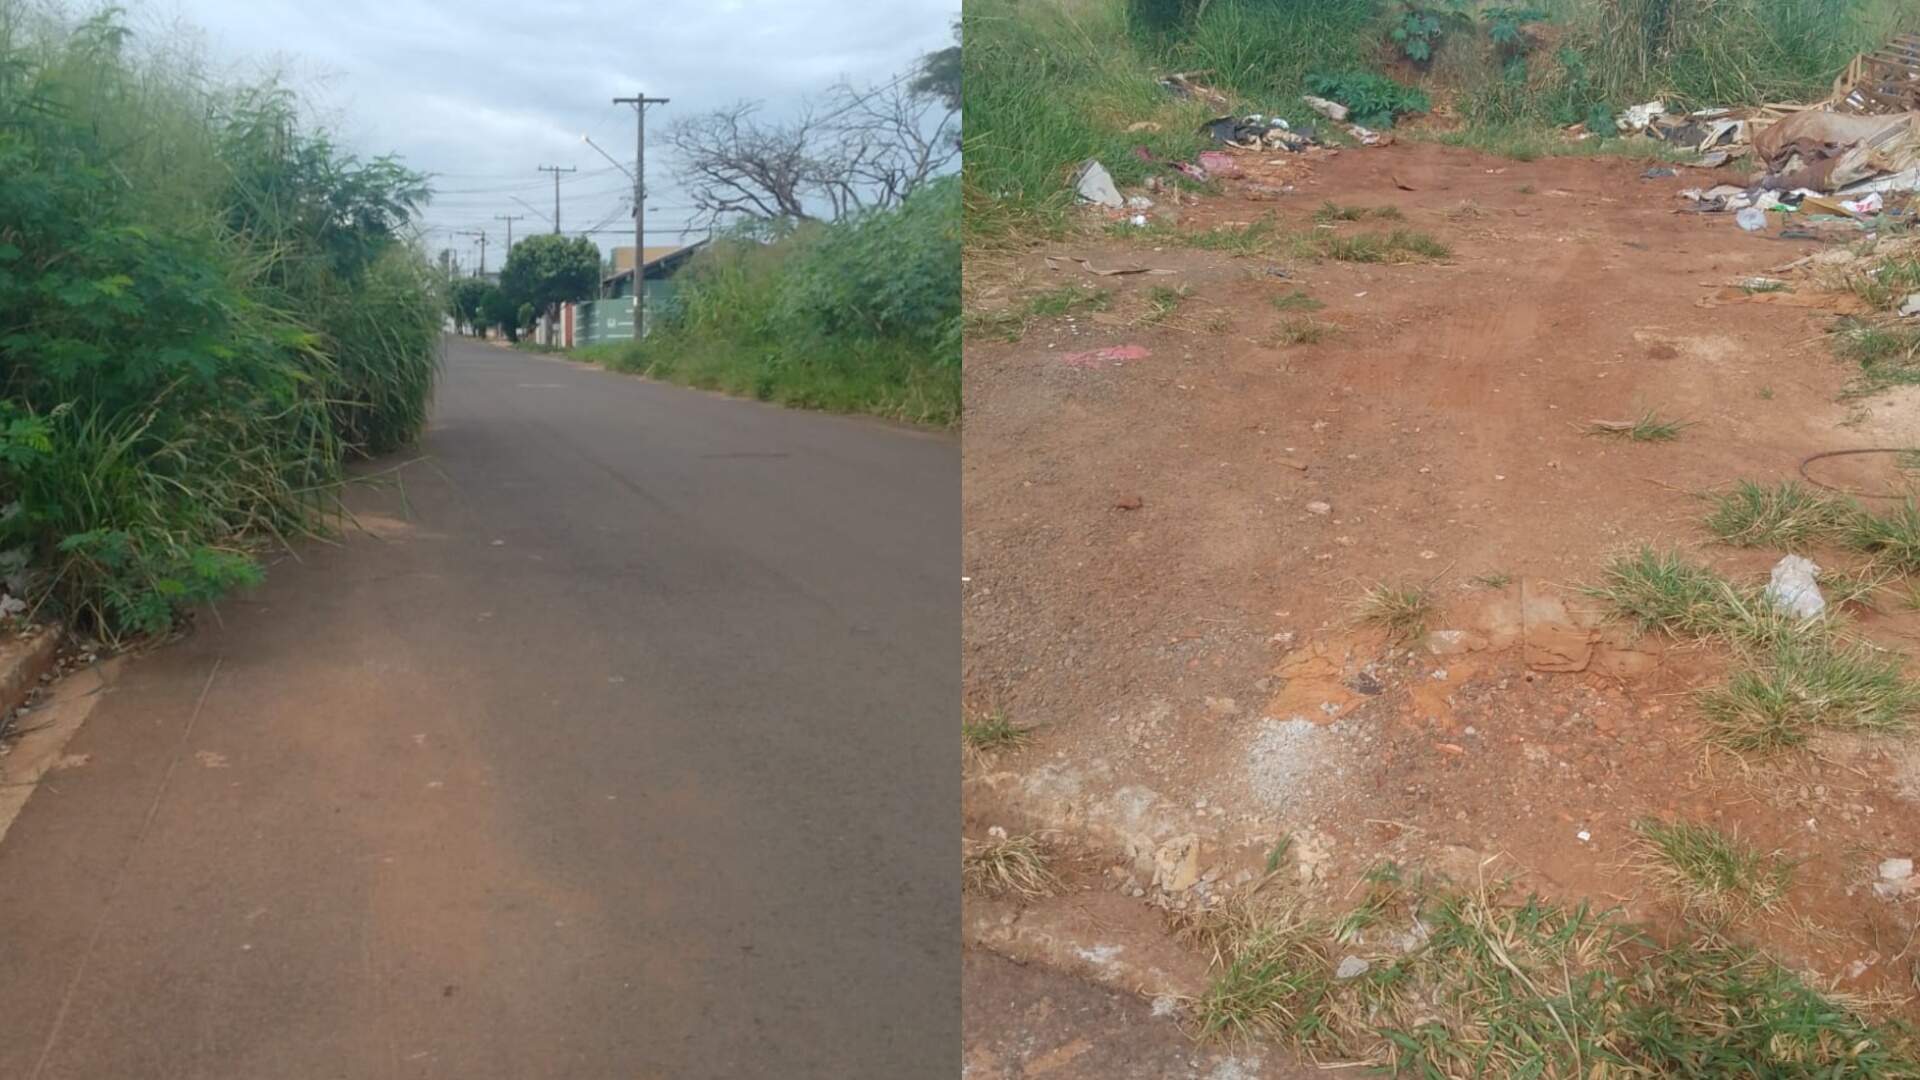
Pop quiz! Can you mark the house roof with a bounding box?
[602,240,708,286]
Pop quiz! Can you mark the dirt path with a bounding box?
[0,339,959,1079]
[964,140,1920,1051]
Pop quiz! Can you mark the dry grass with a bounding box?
[962,833,1061,901]
[1353,581,1436,642]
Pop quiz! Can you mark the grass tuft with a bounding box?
[1585,548,1740,640]
[1311,228,1450,264]
[1632,818,1793,920]
[1705,481,1857,550]
[1354,581,1435,642]
[1699,636,1920,753]
[1313,201,1405,224]
[962,711,1033,754]
[962,834,1061,901]
[1586,410,1689,442]
[1141,284,1190,324]
[1269,289,1324,313]
[1273,318,1334,345]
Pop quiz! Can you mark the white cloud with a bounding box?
[139,0,956,262]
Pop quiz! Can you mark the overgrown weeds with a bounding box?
[1178,869,1917,1073]
[590,179,960,426]
[0,6,439,640]
[1273,318,1334,345]
[1632,818,1793,920]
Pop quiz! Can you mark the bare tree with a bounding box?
[667,70,959,226]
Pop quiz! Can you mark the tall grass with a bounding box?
[0,5,439,639]
[582,177,959,427]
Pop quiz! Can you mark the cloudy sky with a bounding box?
[146,0,957,268]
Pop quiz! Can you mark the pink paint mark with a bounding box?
[1060,344,1151,369]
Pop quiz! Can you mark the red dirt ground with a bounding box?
[962,139,1920,1065]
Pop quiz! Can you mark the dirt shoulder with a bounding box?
[963,139,1920,1064]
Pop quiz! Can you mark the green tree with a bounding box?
[449,278,489,334]
[499,234,601,321]
[477,284,518,341]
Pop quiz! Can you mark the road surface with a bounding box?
[0,339,958,1079]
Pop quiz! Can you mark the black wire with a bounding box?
[1798,448,1920,499]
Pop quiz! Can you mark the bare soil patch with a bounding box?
[963,140,1920,1053]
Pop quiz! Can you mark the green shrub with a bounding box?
[0,5,438,638]
[1306,71,1431,128]
[591,179,959,426]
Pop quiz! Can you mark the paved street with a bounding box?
[0,339,958,1079]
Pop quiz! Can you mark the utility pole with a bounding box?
[493,213,525,260]
[536,165,576,233]
[456,228,488,276]
[613,92,668,339]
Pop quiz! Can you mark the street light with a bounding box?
[580,134,634,181]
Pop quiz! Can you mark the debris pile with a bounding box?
[1653,33,1920,231]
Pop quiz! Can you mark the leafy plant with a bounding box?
[1305,71,1431,128]
[1389,2,1467,63]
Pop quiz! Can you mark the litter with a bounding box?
[1641,166,1677,179]
[1197,150,1242,178]
[1304,95,1349,123]
[1347,125,1390,147]
[1764,555,1826,620]
[1900,293,1920,317]
[1125,195,1154,210]
[1841,192,1885,214]
[1158,71,1230,110]
[1617,100,1666,133]
[1047,256,1178,277]
[1735,206,1769,231]
[1128,213,1149,227]
[1201,115,1317,153]
[1072,159,1123,209]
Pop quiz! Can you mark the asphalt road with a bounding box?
[0,339,958,1079]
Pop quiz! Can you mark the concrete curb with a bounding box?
[0,625,60,721]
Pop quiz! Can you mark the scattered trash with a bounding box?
[1881,857,1913,881]
[1304,95,1349,123]
[1841,192,1885,215]
[1764,554,1826,620]
[1875,856,1918,898]
[1752,109,1920,193]
[1616,100,1666,133]
[1576,829,1592,843]
[1072,159,1123,209]
[1059,344,1151,369]
[1304,500,1331,515]
[1334,956,1370,980]
[1158,71,1231,111]
[1202,115,1318,153]
[1047,256,1178,277]
[1197,150,1242,178]
[1128,213,1149,227]
[1347,124,1389,147]
[1691,150,1733,168]
[1735,206,1769,232]
[1641,166,1677,179]
[1125,195,1154,210]
[1900,293,1920,317]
